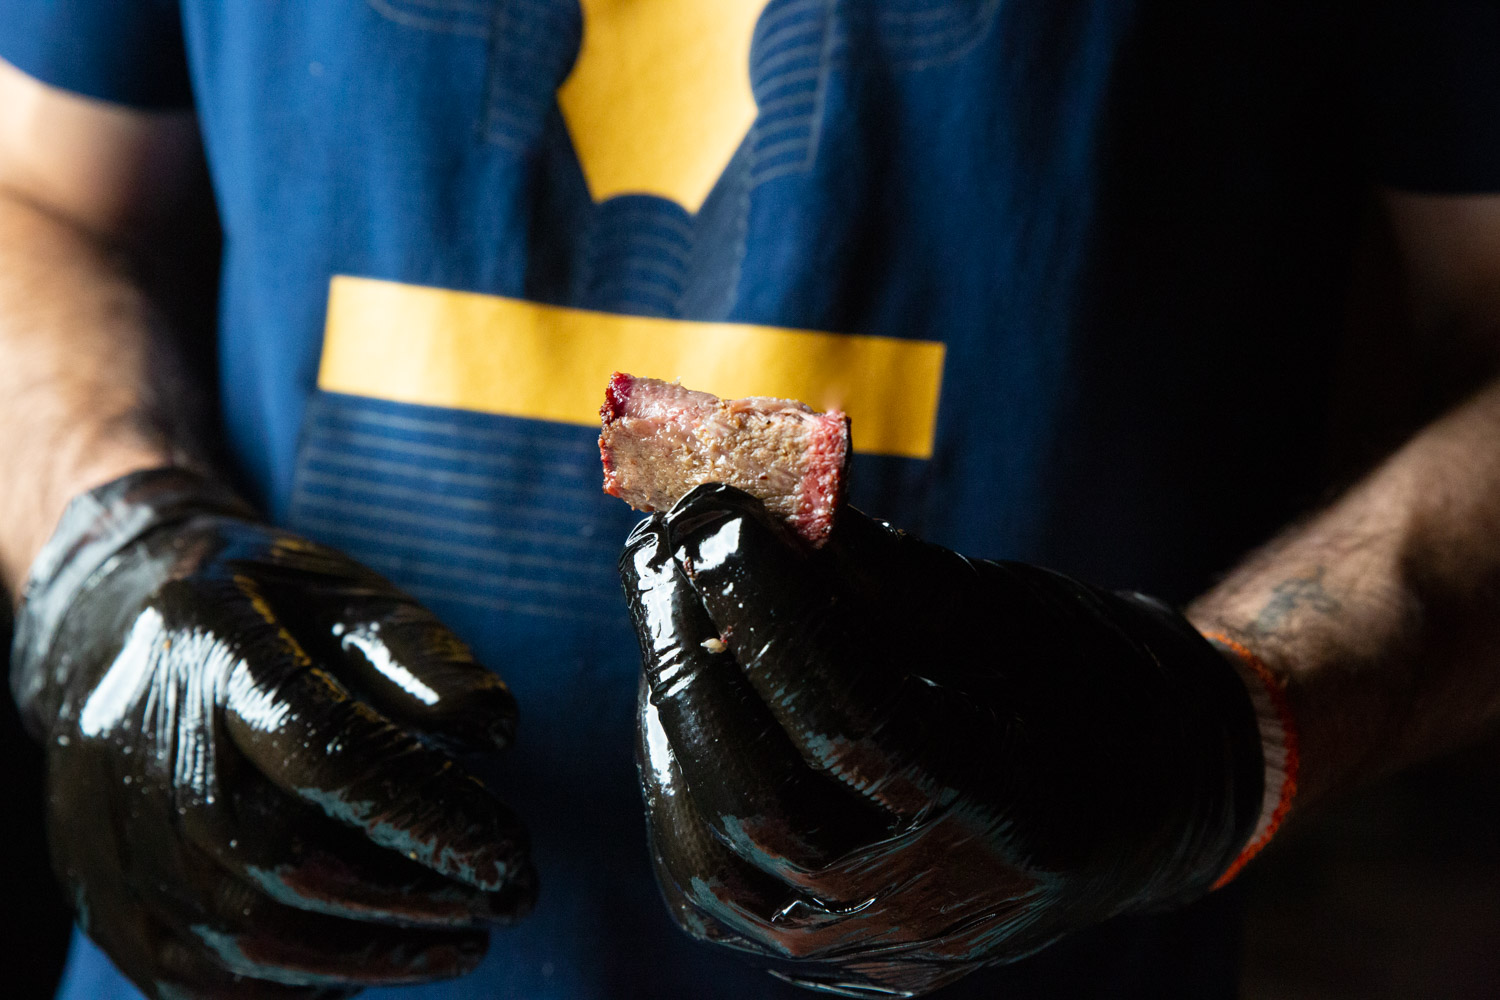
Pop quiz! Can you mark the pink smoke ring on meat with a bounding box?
[599,373,851,547]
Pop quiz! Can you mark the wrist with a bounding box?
[1,442,176,602]
[9,466,254,738]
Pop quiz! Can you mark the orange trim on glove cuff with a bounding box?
[1204,633,1301,889]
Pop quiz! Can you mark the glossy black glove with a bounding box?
[11,469,535,1000]
[621,485,1262,997]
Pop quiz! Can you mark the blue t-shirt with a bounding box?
[4,2,1500,998]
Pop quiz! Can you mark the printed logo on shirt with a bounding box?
[557,0,771,212]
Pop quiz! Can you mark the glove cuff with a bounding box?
[10,467,255,738]
[1203,633,1301,888]
[1101,591,1266,902]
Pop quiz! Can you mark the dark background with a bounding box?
[0,631,73,999]
[1240,728,1500,1000]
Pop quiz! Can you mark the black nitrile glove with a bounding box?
[11,469,535,1000]
[621,484,1263,997]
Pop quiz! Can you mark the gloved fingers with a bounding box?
[60,770,496,993]
[181,762,532,927]
[223,659,533,896]
[149,866,491,988]
[637,740,772,962]
[623,531,892,878]
[152,937,357,1000]
[255,539,520,755]
[794,810,1048,958]
[323,601,518,755]
[763,954,978,999]
[650,848,927,997]
[659,486,955,819]
[83,896,355,1000]
[650,854,768,957]
[643,772,876,964]
[638,708,803,959]
[638,686,872,964]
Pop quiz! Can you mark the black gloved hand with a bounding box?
[11,469,535,1000]
[621,484,1262,997]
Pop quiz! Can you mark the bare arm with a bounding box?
[1189,191,1500,811]
[0,57,212,595]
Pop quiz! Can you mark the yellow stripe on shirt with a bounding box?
[319,275,946,459]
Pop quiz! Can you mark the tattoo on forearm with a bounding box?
[1246,567,1342,638]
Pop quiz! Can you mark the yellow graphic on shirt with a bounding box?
[556,0,771,212]
[319,276,946,459]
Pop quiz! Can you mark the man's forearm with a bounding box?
[0,192,192,595]
[1189,377,1500,810]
